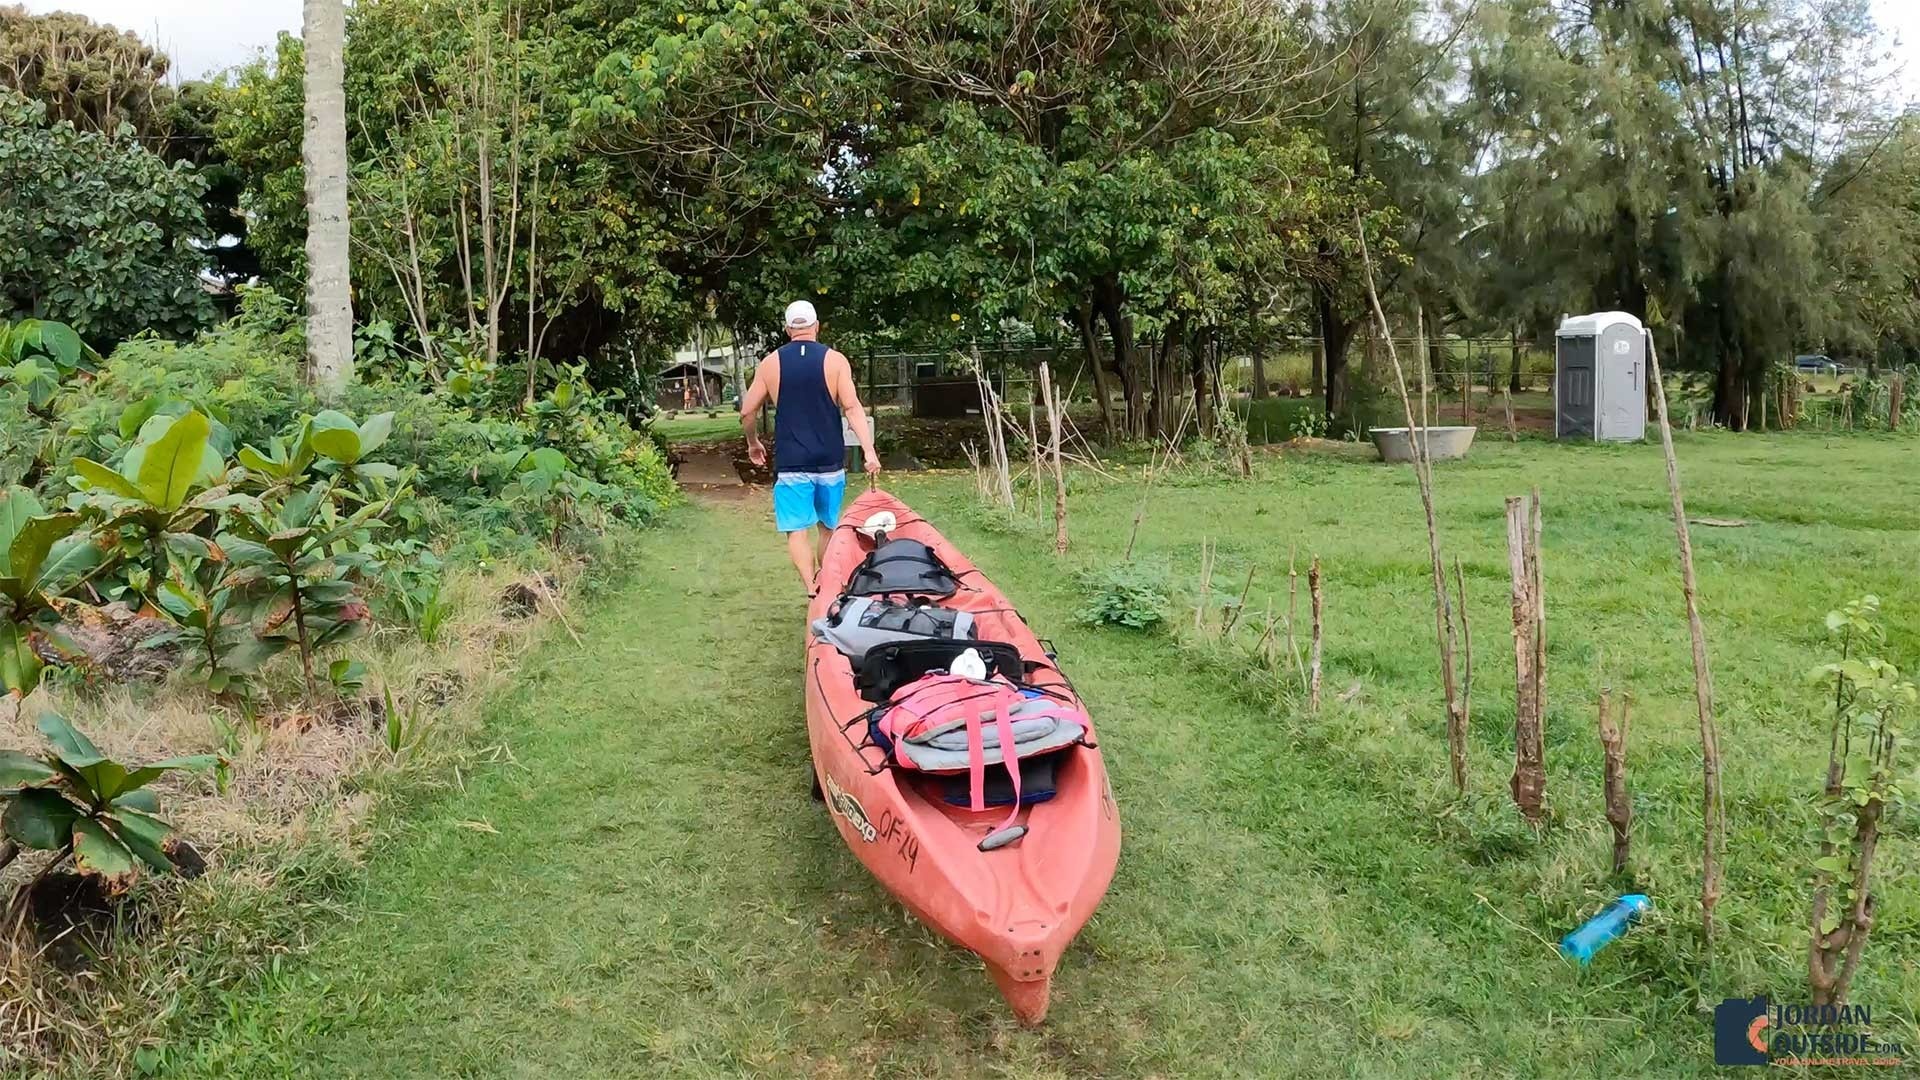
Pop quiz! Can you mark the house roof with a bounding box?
[661,359,730,377]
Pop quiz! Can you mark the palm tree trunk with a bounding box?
[303,0,354,399]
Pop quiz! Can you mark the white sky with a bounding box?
[1872,0,1920,107]
[20,0,1920,95]
[20,1,301,82]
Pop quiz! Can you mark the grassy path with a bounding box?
[165,442,1917,1076]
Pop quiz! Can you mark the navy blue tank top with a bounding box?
[772,340,843,473]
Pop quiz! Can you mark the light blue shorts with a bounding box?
[773,470,847,532]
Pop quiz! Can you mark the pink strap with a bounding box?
[879,676,1030,827]
[963,687,1023,828]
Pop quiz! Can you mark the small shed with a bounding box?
[1555,311,1647,441]
[658,360,728,411]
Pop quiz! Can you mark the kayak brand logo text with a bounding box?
[1714,995,1906,1067]
[822,772,877,843]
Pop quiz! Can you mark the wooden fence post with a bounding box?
[1308,557,1323,711]
[1454,556,1473,731]
[1040,362,1068,553]
[1598,688,1632,874]
[1355,213,1467,793]
[1194,538,1215,634]
[1644,333,1724,976]
[1506,493,1546,822]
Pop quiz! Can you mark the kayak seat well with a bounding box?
[940,754,1060,808]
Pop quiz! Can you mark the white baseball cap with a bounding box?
[784,300,818,329]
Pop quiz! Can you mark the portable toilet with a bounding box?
[1555,311,1647,441]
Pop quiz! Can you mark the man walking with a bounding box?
[742,300,881,594]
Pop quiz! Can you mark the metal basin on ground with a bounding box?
[1368,426,1478,463]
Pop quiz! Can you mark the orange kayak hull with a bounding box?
[804,491,1121,1025]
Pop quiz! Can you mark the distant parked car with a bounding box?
[1794,354,1839,376]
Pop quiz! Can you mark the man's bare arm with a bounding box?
[741,356,776,465]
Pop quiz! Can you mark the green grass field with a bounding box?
[160,431,1919,1077]
[653,411,744,444]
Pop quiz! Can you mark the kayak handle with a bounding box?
[978,825,1027,852]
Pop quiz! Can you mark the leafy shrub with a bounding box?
[29,304,674,546]
[0,391,46,485]
[0,709,217,882]
[0,90,214,345]
[373,546,447,642]
[1076,564,1169,630]
[69,409,250,601]
[62,330,303,459]
[1327,351,1400,437]
[1806,595,1913,1005]
[1,318,98,413]
[0,486,104,695]
[0,403,418,699]
[2,303,677,694]
[0,318,98,488]
[148,552,283,695]
[0,299,673,694]
[218,478,391,697]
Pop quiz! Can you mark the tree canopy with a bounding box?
[0,4,255,283]
[0,3,173,138]
[1461,0,1910,426]
[579,0,1368,436]
[6,0,1909,432]
[0,89,214,345]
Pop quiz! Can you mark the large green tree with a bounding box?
[0,90,213,344]
[582,0,1358,438]
[0,5,254,283]
[1465,0,1903,427]
[0,4,172,137]
[219,0,692,390]
[1813,120,1920,369]
[1301,0,1473,424]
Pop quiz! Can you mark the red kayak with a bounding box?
[804,489,1121,1024]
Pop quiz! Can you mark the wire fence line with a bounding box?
[841,336,1560,407]
[673,335,1564,419]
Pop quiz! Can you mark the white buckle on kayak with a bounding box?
[858,511,897,543]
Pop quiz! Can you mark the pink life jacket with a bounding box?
[877,674,1087,828]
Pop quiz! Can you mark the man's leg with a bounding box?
[773,476,819,593]
[803,474,843,596]
[786,529,817,592]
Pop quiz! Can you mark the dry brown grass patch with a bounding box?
[0,553,584,1074]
